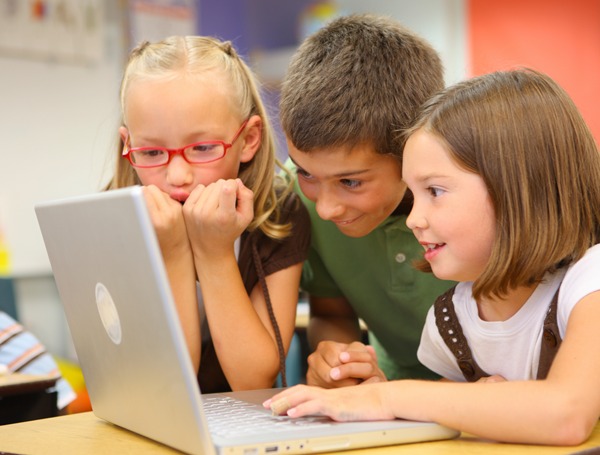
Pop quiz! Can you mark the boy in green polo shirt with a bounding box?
[281,14,455,386]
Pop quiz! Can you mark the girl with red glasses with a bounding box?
[105,36,310,393]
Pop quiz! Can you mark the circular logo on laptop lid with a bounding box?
[95,282,122,345]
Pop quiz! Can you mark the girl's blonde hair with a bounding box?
[106,36,292,239]
[407,68,600,300]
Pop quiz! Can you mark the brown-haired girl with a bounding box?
[266,69,600,445]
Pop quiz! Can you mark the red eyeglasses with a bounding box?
[122,119,249,168]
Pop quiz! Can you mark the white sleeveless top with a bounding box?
[418,244,600,381]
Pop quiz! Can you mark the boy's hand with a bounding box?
[306,341,387,388]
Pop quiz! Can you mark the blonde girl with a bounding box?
[106,36,310,392]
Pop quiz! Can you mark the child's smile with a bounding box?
[289,142,406,238]
[422,242,446,262]
[403,129,496,283]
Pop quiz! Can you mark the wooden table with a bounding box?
[0,411,598,454]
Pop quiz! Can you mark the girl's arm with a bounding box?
[143,185,201,371]
[266,290,600,445]
[199,255,301,390]
[184,179,301,390]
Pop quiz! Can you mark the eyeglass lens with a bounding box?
[131,143,226,166]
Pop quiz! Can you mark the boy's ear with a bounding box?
[240,115,262,163]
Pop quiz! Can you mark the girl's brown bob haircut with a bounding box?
[406,69,600,299]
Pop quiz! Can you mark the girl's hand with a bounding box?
[263,384,395,421]
[142,185,190,258]
[183,179,254,257]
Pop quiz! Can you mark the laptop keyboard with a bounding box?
[203,396,332,438]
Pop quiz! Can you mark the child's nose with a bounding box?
[166,155,194,186]
[314,190,344,221]
[406,205,427,230]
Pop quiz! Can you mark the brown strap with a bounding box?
[434,286,489,382]
[434,286,562,382]
[537,290,561,379]
[251,237,287,387]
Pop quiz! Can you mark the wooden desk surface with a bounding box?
[0,412,598,455]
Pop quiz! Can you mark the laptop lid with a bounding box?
[35,186,459,455]
[36,186,214,454]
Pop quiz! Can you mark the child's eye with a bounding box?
[192,144,218,153]
[340,179,361,189]
[296,168,313,179]
[427,186,445,197]
[140,149,165,158]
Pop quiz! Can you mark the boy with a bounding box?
[280,14,455,386]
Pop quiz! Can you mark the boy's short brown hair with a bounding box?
[280,13,444,158]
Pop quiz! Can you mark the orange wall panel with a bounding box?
[468,0,600,143]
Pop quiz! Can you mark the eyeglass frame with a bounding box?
[122,119,249,168]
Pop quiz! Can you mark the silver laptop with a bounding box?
[35,186,459,455]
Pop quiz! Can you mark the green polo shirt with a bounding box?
[291,168,455,380]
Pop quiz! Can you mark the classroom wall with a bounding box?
[0,2,125,358]
[1,5,124,277]
[468,0,600,143]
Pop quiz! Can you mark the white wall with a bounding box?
[1,2,124,359]
[1,36,122,277]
